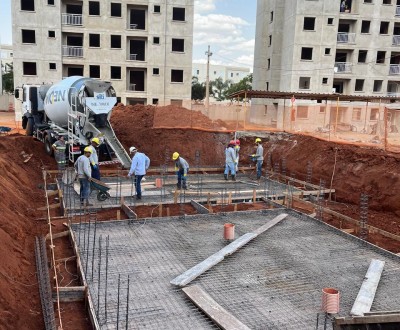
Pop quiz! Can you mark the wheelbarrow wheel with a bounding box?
[97,191,108,201]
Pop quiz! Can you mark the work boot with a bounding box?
[231,175,236,181]
[85,200,93,207]
[224,174,228,181]
[177,183,181,190]
[183,183,187,190]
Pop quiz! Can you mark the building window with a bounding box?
[267,58,271,70]
[111,3,122,17]
[89,1,100,16]
[376,51,386,64]
[49,63,56,70]
[301,47,313,60]
[352,108,362,121]
[303,17,316,30]
[266,82,269,91]
[358,50,367,63]
[48,30,55,38]
[154,5,160,13]
[172,38,184,52]
[268,35,272,46]
[153,68,159,75]
[299,77,311,90]
[270,11,274,22]
[23,62,37,75]
[355,79,365,92]
[380,21,390,34]
[171,69,183,82]
[89,34,100,47]
[22,29,36,44]
[327,18,334,25]
[383,0,392,4]
[153,37,160,44]
[364,0,373,3]
[325,48,331,55]
[21,0,35,11]
[172,7,185,21]
[213,71,216,75]
[373,80,383,92]
[231,73,234,77]
[370,108,379,120]
[319,106,326,113]
[361,21,371,33]
[110,66,121,79]
[196,70,199,74]
[110,35,121,48]
[152,98,159,105]
[297,106,309,119]
[90,65,100,78]
[322,77,328,84]
[48,0,54,5]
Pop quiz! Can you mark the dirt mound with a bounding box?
[0,135,56,330]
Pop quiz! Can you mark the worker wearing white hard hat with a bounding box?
[128,146,150,200]
[74,146,93,207]
[172,152,189,190]
[88,137,101,180]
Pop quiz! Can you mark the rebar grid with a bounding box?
[359,193,369,240]
[72,209,400,330]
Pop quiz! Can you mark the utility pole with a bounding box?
[205,45,212,113]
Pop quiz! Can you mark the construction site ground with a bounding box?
[1,105,400,329]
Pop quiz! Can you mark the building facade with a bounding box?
[253,0,400,96]
[12,0,194,110]
[192,63,250,84]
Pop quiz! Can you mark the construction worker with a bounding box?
[233,139,240,172]
[253,138,264,182]
[172,152,189,189]
[52,135,67,169]
[74,146,93,206]
[127,146,150,200]
[88,137,101,180]
[224,142,237,181]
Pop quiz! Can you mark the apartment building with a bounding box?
[192,63,250,84]
[253,0,400,97]
[11,0,194,110]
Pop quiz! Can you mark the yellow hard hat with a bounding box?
[172,152,179,160]
[255,138,261,143]
[91,137,100,145]
[84,146,93,153]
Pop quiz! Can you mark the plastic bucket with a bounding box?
[155,178,163,188]
[322,288,340,314]
[224,223,235,240]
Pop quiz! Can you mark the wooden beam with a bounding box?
[335,313,400,325]
[37,203,61,211]
[53,286,85,302]
[121,203,137,220]
[182,285,251,330]
[45,230,69,241]
[190,200,210,214]
[350,259,385,316]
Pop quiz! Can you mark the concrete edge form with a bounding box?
[170,213,288,287]
[350,259,385,316]
[190,199,210,214]
[182,285,251,330]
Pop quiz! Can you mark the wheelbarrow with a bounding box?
[90,178,111,201]
[0,126,11,136]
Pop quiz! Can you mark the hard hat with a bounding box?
[91,137,100,145]
[229,140,235,145]
[129,146,137,153]
[84,146,93,153]
[172,152,179,160]
[235,139,240,145]
[255,138,261,143]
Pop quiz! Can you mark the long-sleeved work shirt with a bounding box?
[129,152,150,176]
[175,157,189,174]
[88,145,99,165]
[255,144,264,161]
[74,155,92,179]
[225,147,236,164]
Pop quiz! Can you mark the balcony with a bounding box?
[389,64,400,75]
[62,13,83,26]
[337,32,356,44]
[334,62,352,73]
[393,35,400,46]
[127,23,138,30]
[62,46,83,57]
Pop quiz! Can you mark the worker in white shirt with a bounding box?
[127,146,150,200]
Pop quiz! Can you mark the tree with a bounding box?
[191,76,206,100]
[225,73,253,100]
[210,77,231,101]
[2,63,14,94]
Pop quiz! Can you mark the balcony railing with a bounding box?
[387,92,400,97]
[389,64,400,75]
[128,84,136,91]
[62,46,83,57]
[337,32,356,44]
[129,54,137,60]
[127,23,138,30]
[62,13,83,26]
[393,35,400,46]
[396,6,400,16]
[334,62,352,73]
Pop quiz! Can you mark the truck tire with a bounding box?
[26,117,34,136]
[44,135,54,156]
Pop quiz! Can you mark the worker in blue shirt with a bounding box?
[127,146,150,200]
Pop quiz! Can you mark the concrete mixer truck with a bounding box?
[15,76,131,168]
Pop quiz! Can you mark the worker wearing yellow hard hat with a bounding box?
[74,146,93,207]
[253,138,264,183]
[88,137,101,180]
[172,152,189,189]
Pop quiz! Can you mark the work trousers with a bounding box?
[256,160,263,179]
[177,168,189,189]
[224,162,236,176]
[79,178,90,202]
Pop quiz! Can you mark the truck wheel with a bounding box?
[26,118,34,136]
[45,135,54,156]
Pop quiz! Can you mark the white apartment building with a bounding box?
[253,0,400,97]
[11,0,194,109]
[192,63,250,84]
[0,44,13,73]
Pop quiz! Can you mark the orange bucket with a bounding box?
[224,223,235,240]
[155,178,163,188]
[322,288,340,314]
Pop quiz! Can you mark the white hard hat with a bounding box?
[129,146,137,153]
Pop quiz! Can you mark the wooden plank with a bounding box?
[350,259,385,316]
[121,203,137,220]
[335,313,400,325]
[182,285,251,330]
[45,230,69,241]
[46,190,60,197]
[37,203,61,211]
[170,214,287,287]
[190,200,210,214]
[53,286,85,302]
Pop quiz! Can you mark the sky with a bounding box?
[0,0,256,69]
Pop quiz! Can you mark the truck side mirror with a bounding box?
[14,89,19,98]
